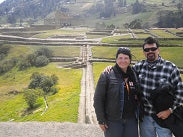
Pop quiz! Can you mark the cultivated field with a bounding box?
[0,27,182,122]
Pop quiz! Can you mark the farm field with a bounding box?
[92,46,183,68]
[3,45,80,58]
[32,28,90,39]
[0,27,183,122]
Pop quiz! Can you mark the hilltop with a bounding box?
[0,0,182,28]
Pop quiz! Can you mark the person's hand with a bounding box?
[157,109,171,120]
[99,124,108,132]
[103,65,112,73]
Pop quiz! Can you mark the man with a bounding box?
[104,37,183,137]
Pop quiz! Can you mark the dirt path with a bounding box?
[78,45,97,124]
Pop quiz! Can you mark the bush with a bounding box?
[0,45,10,55]
[50,87,59,95]
[0,53,6,61]
[23,89,39,109]
[28,72,44,89]
[0,58,18,74]
[35,47,53,58]
[51,74,58,85]
[0,45,10,61]
[26,53,37,66]
[40,76,54,93]
[18,59,31,70]
[28,72,59,94]
[34,55,49,67]
[128,19,142,29]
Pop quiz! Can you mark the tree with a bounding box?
[34,55,49,67]
[35,47,53,58]
[23,88,40,109]
[18,59,31,70]
[132,0,144,14]
[177,0,183,13]
[129,19,142,29]
[7,15,16,24]
[103,0,114,17]
[28,72,58,94]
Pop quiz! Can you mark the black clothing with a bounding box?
[94,64,139,124]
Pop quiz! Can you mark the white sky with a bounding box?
[0,0,5,4]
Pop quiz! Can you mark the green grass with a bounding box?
[160,47,183,68]
[135,33,152,38]
[92,46,183,68]
[132,29,145,33]
[150,29,177,38]
[93,62,114,86]
[3,45,80,58]
[47,46,80,57]
[33,28,89,39]
[86,34,107,39]
[0,63,82,122]
[101,36,183,45]
[5,45,34,59]
[101,36,142,44]
[92,46,144,60]
[167,29,183,33]
[159,40,183,45]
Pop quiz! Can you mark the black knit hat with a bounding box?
[116,47,132,59]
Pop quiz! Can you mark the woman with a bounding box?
[94,47,140,137]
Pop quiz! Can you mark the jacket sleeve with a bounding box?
[170,66,183,110]
[93,72,108,124]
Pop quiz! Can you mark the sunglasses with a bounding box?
[143,47,158,52]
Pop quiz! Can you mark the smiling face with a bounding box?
[116,53,130,72]
[143,43,160,62]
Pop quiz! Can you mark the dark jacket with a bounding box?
[150,83,183,137]
[93,65,140,124]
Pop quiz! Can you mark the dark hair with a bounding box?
[116,47,132,60]
[143,37,159,49]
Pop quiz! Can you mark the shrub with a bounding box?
[34,55,49,67]
[40,76,54,93]
[0,45,10,61]
[23,89,39,109]
[0,58,18,74]
[0,45,10,55]
[129,19,142,29]
[35,47,53,58]
[26,53,37,66]
[50,87,59,95]
[51,74,58,85]
[28,72,44,89]
[28,72,59,94]
[0,53,5,61]
[18,59,31,70]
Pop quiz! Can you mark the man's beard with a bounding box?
[147,53,156,62]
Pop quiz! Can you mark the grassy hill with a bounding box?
[0,44,82,122]
[0,0,181,28]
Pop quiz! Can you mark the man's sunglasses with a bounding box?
[143,47,158,52]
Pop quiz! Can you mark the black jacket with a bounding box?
[93,65,140,124]
[150,83,183,137]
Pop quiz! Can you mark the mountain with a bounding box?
[0,0,67,19]
[0,0,182,28]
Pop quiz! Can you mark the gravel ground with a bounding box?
[0,122,104,137]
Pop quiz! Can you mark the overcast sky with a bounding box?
[0,0,5,4]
